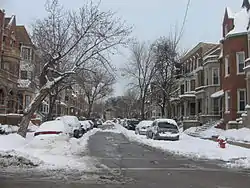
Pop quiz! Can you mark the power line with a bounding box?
[176,0,191,45]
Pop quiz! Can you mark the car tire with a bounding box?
[135,129,138,134]
[73,130,80,138]
[152,133,157,140]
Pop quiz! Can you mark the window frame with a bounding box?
[237,89,246,112]
[236,51,245,74]
[212,68,220,85]
[225,56,230,77]
[225,90,231,113]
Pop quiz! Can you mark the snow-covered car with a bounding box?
[146,119,180,141]
[34,120,71,137]
[79,120,93,131]
[55,116,83,138]
[135,120,153,135]
[103,120,114,126]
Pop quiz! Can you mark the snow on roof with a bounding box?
[226,8,249,38]
[226,7,234,19]
[136,120,153,128]
[18,79,31,88]
[211,90,224,98]
[35,120,69,133]
[154,119,177,126]
[179,94,195,98]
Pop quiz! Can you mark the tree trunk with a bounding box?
[140,97,145,120]
[17,89,48,138]
[87,102,93,118]
[46,94,56,121]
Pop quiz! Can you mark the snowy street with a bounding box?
[1,124,250,187]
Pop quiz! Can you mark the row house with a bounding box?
[170,42,220,128]
[218,7,249,129]
[172,7,250,130]
[0,10,21,124]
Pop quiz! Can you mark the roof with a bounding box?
[15,25,33,45]
[226,7,234,19]
[181,42,217,62]
[226,8,249,38]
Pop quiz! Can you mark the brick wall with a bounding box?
[221,35,248,123]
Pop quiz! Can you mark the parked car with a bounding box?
[56,116,83,138]
[146,119,180,140]
[80,120,93,131]
[135,120,153,135]
[34,120,71,137]
[123,119,140,130]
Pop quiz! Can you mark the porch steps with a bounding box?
[184,121,219,137]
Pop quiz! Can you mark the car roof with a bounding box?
[154,119,177,126]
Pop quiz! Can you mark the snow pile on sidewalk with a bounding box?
[115,124,250,168]
[0,124,19,134]
[0,129,99,171]
[200,127,250,143]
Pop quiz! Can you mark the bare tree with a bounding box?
[76,68,115,118]
[17,0,131,137]
[151,37,178,117]
[123,41,156,119]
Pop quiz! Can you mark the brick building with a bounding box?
[219,7,249,127]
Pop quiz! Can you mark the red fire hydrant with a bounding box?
[217,136,226,148]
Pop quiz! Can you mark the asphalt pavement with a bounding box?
[1,125,250,188]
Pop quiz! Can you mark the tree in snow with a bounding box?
[76,68,115,118]
[123,41,156,120]
[150,37,179,117]
[17,0,131,137]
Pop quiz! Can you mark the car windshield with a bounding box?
[128,120,139,125]
[158,122,177,129]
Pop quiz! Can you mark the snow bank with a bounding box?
[0,134,26,151]
[0,128,99,171]
[115,124,250,168]
[18,128,99,170]
[0,124,19,134]
[201,127,250,143]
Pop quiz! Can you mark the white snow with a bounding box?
[179,94,195,98]
[115,124,250,168]
[136,120,153,128]
[226,8,249,38]
[0,127,100,171]
[18,79,31,88]
[35,120,70,134]
[226,7,234,19]
[211,89,224,98]
[154,118,177,126]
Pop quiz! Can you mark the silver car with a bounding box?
[135,120,153,135]
[146,119,180,141]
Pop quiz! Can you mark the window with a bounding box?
[21,47,31,61]
[225,56,230,76]
[212,68,219,85]
[225,91,231,112]
[4,62,9,71]
[180,84,185,94]
[213,98,219,115]
[237,89,246,112]
[25,95,31,108]
[185,81,188,92]
[190,80,195,91]
[0,89,4,105]
[21,71,28,79]
[236,51,245,74]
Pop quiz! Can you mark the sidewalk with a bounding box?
[207,136,250,149]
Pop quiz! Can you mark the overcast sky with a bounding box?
[1,0,242,95]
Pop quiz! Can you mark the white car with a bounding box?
[56,116,83,138]
[80,120,93,131]
[34,120,71,137]
[135,120,153,135]
[146,119,180,141]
